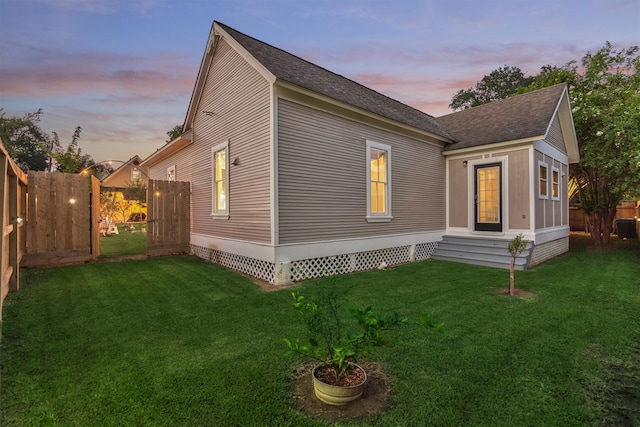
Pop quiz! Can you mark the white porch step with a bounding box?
[432,235,533,270]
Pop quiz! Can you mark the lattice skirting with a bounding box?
[191,245,275,283]
[191,241,440,285]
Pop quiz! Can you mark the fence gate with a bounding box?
[23,171,100,267]
[146,179,190,256]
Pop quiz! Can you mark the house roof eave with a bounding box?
[216,21,453,141]
[140,129,193,169]
[101,155,144,186]
[183,23,218,133]
[275,80,454,146]
[442,136,543,157]
[551,86,580,163]
[183,22,278,135]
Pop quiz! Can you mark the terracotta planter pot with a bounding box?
[312,363,367,405]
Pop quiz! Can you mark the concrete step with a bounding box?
[432,236,532,270]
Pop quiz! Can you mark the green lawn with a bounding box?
[99,223,147,258]
[1,235,638,426]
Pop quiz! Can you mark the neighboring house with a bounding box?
[101,155,146,190]
[100,155,148,222]
[140,21,579,285]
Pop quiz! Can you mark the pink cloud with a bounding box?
[347,71,462,116]
[0,46,196,99]
[293,38,608,117]
[39,106,179,162]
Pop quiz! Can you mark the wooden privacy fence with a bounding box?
[147,179,190,256]
[1,141,28,315]
[23,171,100,267]
[569,201,639,231]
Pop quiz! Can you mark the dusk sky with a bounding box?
[1,0,639,163]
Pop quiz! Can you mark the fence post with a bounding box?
[8,173,19,292]
[0,139,28,315]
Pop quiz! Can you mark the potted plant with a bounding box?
[284,281,443,405]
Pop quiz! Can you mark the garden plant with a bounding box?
[1,234,638,425]
[284,282,443,404]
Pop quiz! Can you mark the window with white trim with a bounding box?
[212,141,229,218]
[538,161,549,199]
[167,165,176,182]
[131,168,141,181]
[551,166,560,200]
[366,140,392,221]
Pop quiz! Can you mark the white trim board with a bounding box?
[190,231,445,263]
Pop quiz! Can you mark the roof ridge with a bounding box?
[215,21,447,135]
[435,83,567,150]
[438,83,566,118]
[215,21,437,119]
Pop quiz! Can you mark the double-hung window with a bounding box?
[366,140,392,222]
[167,165,176,182]
[212,141,229,218]
[551,167,560,200]
[538,161,549,199]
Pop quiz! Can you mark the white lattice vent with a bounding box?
[291,254,352,282]
[192,241,439,285]
[355,246,411,270]
[416,242,438,260]
[290,245,415,282]
[191,245,275,283]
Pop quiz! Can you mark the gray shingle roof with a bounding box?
[216,22,454,141]
[436,84,567,151]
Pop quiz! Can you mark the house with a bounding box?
[140,21,578,285]
[434,84,579,268]
[100,155,148,222]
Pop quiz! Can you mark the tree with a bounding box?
[123,180,147,204]
[83,162,112,180]
[507,234,528,296]
[527,42,640,244]
[50,126,93,173]
[449,65,535,110]
[102,181,148,224]
[0,109,50,171]
[115,193,136,224]
[166,124,182,143]
[100,191,121,221]
[448,43,640,245]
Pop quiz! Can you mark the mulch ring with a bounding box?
[492,288,537,299]
[291,362,391,420]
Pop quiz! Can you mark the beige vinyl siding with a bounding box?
[277,99,445,244]
[546,115,566,152]
[448,158,468,228]
[494,149,530,230]
[448,156,479,228]
[561,163,569,225]
[554,161,569,226]
[148,149,195,182]
[535,150,566,230]
[102,164,142,188]
[545,161,555,227]
[188,38,271,243]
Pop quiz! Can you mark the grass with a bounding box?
[98,223,147,258]
[1,235,639,426]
